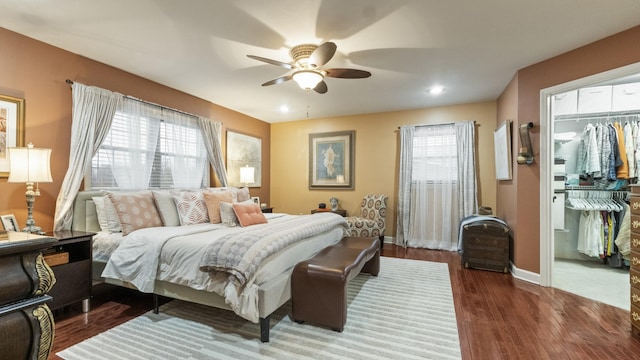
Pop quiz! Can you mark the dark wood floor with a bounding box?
[50,245,640,359]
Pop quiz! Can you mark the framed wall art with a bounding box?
[0,95,25,177]
[309,130,354,189]
[493,120,512,180]
[226,130,262,187]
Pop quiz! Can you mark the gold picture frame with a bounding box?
[309,130,355,189]
[0,95,25,177]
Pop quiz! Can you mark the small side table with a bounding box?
[261,207,274,213]
[45,230,94,312]
[311,209,347,217]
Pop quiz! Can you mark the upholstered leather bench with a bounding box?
[291,236,380,331]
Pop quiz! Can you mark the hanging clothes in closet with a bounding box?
[574,117,640,189]
[568,190,629,266]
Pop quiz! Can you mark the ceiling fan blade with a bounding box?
[325,68,371,79]
[309,42,337,68]
[247,55,293,70]
[261,75,292,86]
[314,80,328,94]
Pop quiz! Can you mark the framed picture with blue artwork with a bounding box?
[309,130,354,189]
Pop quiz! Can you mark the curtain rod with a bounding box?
[65,79,209,121]
[397,120,477,130]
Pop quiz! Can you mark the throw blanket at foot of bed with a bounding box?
[199,212,349,287]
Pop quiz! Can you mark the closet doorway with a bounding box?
[540,62,640,311]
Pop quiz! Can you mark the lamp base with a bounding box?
[22,226,45,236]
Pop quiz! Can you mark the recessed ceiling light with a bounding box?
[429,86,444,95]
[280,105,289,113]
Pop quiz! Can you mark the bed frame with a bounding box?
[72,190,297,342]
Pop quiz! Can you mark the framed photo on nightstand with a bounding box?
[1,214,19,231]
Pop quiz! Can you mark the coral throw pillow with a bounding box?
[203,190,235,224]
[232,202,268,227]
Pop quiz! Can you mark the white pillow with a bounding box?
[152,190,181,226]
[92,196,122,233]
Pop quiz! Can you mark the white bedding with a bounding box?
[99,213,347,322]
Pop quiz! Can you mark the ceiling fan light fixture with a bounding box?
[292,70,323,90]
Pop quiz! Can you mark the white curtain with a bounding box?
[107,99,161,189]
[162,110,207,188]
[395,121,477,250]
[198,116,228,186]
[53,83,122,231]
[396,125,414,246]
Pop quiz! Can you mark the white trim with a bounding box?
[539,61,640,288]
[510,261,540,285]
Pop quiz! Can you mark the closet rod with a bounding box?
[65,79,207,121]
[554,110,640,122]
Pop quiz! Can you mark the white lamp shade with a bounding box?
[7,146,53,183]
[239,166,255,185]
[292,70,323,90]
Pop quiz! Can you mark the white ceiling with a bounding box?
[1,1,640,123]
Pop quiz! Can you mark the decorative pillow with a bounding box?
[219,202,238,226]
[172,190,209,225]
[232,202,268,227]
[203,190,235,224]
[107,191,163,236]
[152,190,180,226]
[232,187,251,202]
[219,200,254,226]
[92,196,122,233]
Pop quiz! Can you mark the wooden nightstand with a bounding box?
[0,231,56,359]
[261,207,274,213]
[45,230,94,312]
[311,209,347,217]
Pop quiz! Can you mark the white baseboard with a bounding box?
[510,261,541,285]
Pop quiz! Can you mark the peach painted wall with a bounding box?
[271,101,498,237]
[0,27,270,232]
[496,74,518,263]
[497,24,640,274]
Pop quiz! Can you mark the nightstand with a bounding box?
[45,230,94,312]
[0,231,56,359]
[261,207,274,213]
[311,209,347,217]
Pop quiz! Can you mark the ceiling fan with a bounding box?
[247,42,371,94]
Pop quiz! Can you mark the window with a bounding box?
[411,125,458,182]
[88,99,208,190]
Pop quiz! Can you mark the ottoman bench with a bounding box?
[291,236,380,331]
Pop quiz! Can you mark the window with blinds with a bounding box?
[412,127,458,182]
[89,110,208,190]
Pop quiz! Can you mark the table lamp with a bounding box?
[7,143,53,234]
[239,165,255,187]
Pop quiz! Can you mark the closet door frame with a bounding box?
[539,61,640,287]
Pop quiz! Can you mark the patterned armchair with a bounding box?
[345,194,388,248]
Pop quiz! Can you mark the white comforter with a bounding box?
[101,213,347,322]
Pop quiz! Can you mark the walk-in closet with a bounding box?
[552,78,640,310]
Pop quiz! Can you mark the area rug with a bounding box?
[58,257,461,360]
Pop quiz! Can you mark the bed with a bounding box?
[71,190,348,342]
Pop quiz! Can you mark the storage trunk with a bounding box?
[461,220,510,273]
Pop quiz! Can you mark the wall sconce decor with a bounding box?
[7,143,52,234]
[517,122,534,165]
